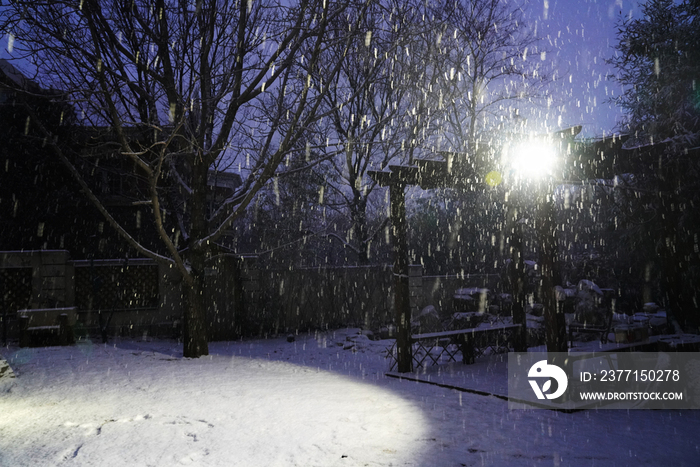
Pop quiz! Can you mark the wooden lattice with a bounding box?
[75,263,158,311]
[0,268,32,314]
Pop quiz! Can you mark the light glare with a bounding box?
[505,140,557,180]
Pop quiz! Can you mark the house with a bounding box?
[2,59,245,259]
[0,58,43,102]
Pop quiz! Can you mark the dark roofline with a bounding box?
[0,59,42,93]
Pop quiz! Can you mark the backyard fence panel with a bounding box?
[0,268,33,313]
[74,261,159,311]
[73,259,162,337]
[260,265,393,335]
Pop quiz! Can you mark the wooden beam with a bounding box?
[389,182,412,373]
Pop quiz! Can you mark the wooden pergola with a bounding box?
[370,126,608,373]
[369,158,485,373]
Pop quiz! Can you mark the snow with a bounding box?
[576,280,603,296]
[2,329,699,466]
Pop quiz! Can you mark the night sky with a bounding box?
[1,0,639,138]
[532,0,640,137]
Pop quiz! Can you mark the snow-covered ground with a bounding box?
[1,329,699,466]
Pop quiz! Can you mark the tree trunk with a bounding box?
[356,200,370,265]
[183,266,209,358]
[349,186,371,265]
[182,157,210,358]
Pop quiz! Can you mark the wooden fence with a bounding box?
[1,250,501,343]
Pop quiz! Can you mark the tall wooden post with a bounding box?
[390,182,412,373]
[507,205,527,352]
[538,188,567,353]
[368,157,475,373]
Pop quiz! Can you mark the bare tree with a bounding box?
[308,0,453,264]
[1,0,363,357]
[432,0,546,171]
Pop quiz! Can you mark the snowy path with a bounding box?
[1,329,699,466]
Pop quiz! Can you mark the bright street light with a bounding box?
[502,139,558,181]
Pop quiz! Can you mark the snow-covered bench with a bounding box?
[18,307,76,347]
[388,323,522,371]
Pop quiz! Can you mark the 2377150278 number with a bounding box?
[597,369,680,382]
